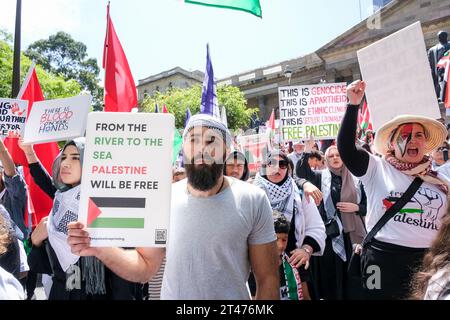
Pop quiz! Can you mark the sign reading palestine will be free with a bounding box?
[78,112,174,247]
[278,83,347,141]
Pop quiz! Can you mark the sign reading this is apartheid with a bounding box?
[237,134,269,174]
[78,112,174,247]
[22,95,91,144]
[278,83,347,140]
[0,98,27,137]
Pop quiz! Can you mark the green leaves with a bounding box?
[0,38,81,99]
[140,84,257,130]
[24,32,103,110]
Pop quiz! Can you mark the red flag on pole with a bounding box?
[267,109,275,130]
[4,63,60,227]
[103,3,137,112]
[162,104,168,113]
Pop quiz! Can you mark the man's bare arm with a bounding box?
[249,241,280,300]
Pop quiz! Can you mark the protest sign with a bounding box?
[237,133,269,174]
[357,21,440,130]
[78,112,174,247]
[0,98,27,137]
[278,83,347,141]
[22,95,91,144]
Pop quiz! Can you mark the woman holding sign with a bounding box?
[337,80,449,300]
[20,138,143,300]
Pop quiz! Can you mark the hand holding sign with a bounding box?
[67,221,100,257]
[347,80,366,106]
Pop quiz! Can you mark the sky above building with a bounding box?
[0,0,377,82]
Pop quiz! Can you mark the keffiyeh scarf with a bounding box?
[47,185,106,295]
[385,153,448,194]
[253,174,296,220]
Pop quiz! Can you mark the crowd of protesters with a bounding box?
[0,80,449,300]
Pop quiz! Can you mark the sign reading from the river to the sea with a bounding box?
[79,112,174,247]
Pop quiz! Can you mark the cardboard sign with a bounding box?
[237,134,269,174]
[278,83,347,141]
[78,112,174,247]
[0,98,27,137]
[357,21,441,130]
[23,95,91,144]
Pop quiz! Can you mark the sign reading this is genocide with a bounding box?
[0,98,27,137]
[278,83,347,140]
[78,112,174,247]
[22,95,92,144]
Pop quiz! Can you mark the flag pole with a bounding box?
[11,0,22,98]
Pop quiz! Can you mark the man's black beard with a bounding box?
[185,163,224,191]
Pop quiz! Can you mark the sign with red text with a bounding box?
[78,112,174,247]
[237,134,269,174]
[357,22,440,129]
[0,98,27,137]
[22,95,91,144]
[278,83,347,140]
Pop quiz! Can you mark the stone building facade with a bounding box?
[218,0,450,122]
[136,67,204,102]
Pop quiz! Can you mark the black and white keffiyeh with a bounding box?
[47,185,81,272]
[253,174,296,221]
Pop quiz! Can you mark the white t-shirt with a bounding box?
[161,178,276,300]
[0,266,24,300]
[359,155,448,248]
[436,162,450,180]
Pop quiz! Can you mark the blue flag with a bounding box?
[154,101,159,113]
[200,44,220,118]
[185,107,192,127]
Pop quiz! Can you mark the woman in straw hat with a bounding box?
[337,80,449,300]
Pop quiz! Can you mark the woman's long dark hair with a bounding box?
[410,207,450,299]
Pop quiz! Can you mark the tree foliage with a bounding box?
[140,85,257,130]
[0,37,81,100]
[24,32,102,110]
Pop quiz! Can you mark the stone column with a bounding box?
[351,65,361,81]
[258,96,268,120]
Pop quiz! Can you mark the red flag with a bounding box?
[267,109,275,130]
[437,51,450,109]
[4,64,59,227]
[103,3,137,112]
[162,104,168,113]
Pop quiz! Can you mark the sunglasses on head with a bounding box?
[268,159,288,169]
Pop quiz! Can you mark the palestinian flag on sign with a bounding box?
[88,197,146,229]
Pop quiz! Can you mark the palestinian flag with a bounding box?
[382,197,423,214]
[266,109,275,150]
[358,97,373,137]
[88,197,146,228]
[282,254,303,300]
